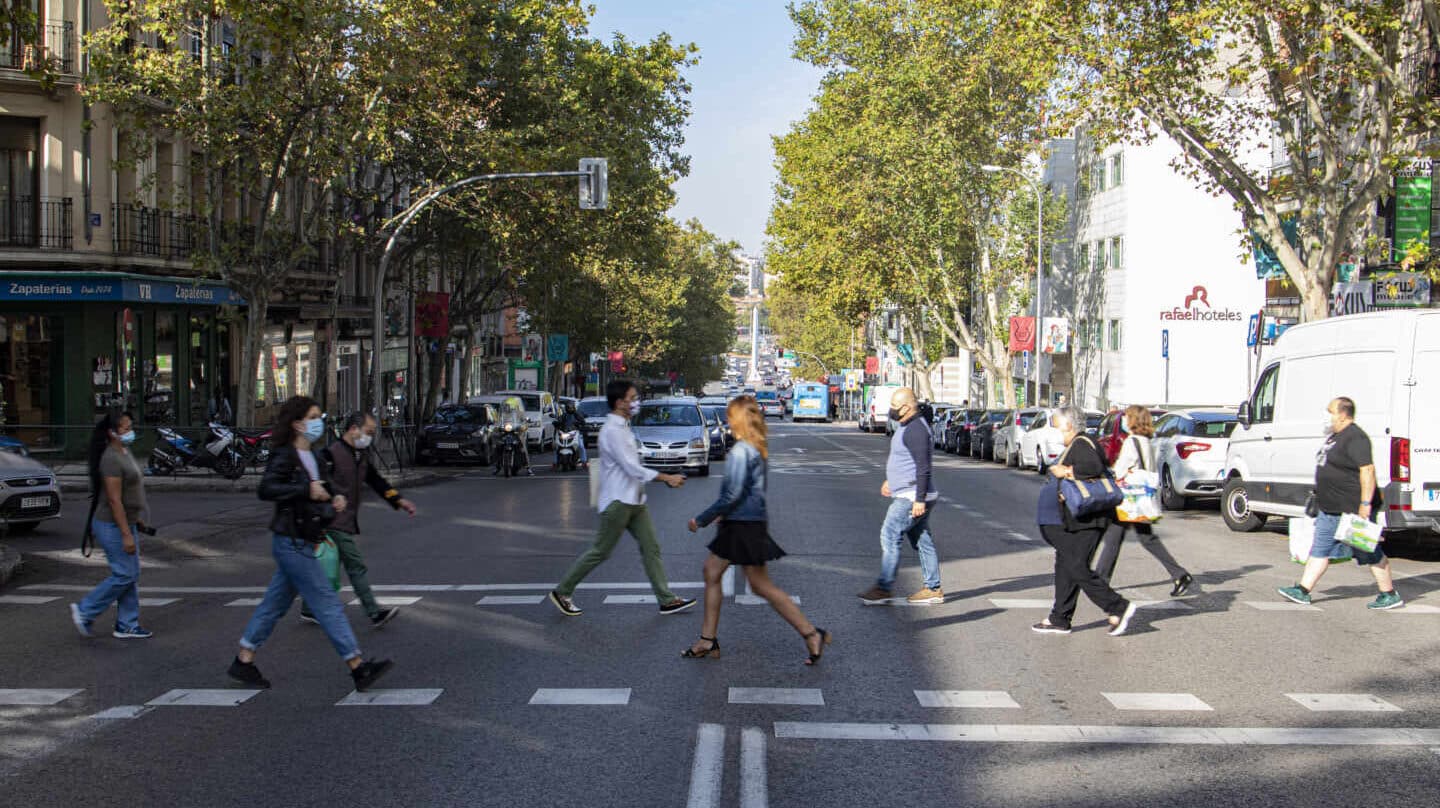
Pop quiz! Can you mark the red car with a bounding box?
[1096,408,1169,465]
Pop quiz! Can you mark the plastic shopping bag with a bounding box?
[1115,470,1163,524]
[315,535,343,592]
[1336,513,1383,553]
[1288,517,1315,564]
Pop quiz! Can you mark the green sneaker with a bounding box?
[1366,591,1405,610]
[1277,585,1312,605]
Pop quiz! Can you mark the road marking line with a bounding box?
[772,722,1440,746]
[1133,600,1196,611]
[1245,601,1322,611]
[735,594,801,605]
[729,688,825,706]
[453,581,705,591]
[740,726,768,808]
[348,596,420,607]
[138,598,181,607]
[603,595,658,605]
[0,595,59,604]
[1386,604,1440,614]
[1286,693,1402,712]
[988,598,1053,609]
[476,595,546,606]
[915,690,1021,709]
[336,688,444,706]
[146,689,263,707]
[685,723,726,808]
[1103,693,1214,712]
[722,567,735,598]
[370,585,456,592]
[91,705,152,720]
[225,598,263,607]
[25,585,258,593]
[0,688,83,706]
[528,688,631,706]
[27,581,705,594]
[1007,532,1035,542]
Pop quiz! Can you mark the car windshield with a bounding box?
[1086,414,1104,430]
[432,406,487,425]
[1192,419,1238,438]
[634,405,703,427]
[513,396,542,413]
[578,400,609,418]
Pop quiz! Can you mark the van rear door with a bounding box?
[1405,313,1440,522]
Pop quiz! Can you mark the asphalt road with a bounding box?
[3,421,1440,807]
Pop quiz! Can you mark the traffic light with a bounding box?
[579,158,608,210]
[777,348,784,358]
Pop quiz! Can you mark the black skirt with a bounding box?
[708,520,787,566]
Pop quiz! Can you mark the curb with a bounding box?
[0,542,20,589]
[57,468,463,495]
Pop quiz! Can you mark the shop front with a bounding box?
[0,272,244,456]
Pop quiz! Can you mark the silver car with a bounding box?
[632,398,710,476]
[1151,409,1240,509]
[0,448,61,534]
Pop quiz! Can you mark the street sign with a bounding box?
[1022,350,1030,375]
[897,343,915,365]
[579,158,608,210]
[1161,329,1169,359]
[546,334,569,363]
[1246,315,1259,347]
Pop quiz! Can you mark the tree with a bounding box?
[1030,0,1440,321]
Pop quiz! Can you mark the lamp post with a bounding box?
[982,164,1044,407]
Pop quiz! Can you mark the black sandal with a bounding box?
[803,628,832,666]
[681,636,720,659]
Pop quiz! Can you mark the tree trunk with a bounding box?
[236,292,269,427]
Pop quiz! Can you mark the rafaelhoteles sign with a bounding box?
[1159,285,1245,322]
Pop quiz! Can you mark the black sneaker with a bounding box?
[1031,621,1072,635]
[1170,574,1195,597]
[227,657,271,689]
[548,590,582,617]
[370,608,400,629]
[350,659,394,692]
[659,598,697,615]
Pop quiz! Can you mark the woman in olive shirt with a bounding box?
[70,411,152,639]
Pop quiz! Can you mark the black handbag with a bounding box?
[1303,491,1319,518]
[293,499,337,543]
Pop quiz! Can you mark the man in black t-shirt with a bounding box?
[1278,397,1403,609]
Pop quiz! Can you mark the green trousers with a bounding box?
[301,530,380,619]
[557,502,677,603]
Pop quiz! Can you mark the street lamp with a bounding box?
[981,164,1044,407]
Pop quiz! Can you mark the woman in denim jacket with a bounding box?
[684,397,832,664]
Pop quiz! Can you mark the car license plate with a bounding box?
[437,442,459,449]
[1427,489,1440,503]
[21,495,50,509]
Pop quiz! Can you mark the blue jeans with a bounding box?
[241,534,361,661]
[77,519,141,631]
[877,498,941,590]
[1311,511,1385,566]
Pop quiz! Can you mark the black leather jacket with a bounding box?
[259,445,332,537]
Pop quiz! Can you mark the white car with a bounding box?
[494,389,558,450]
[993,407,1044,466]
[1150,409,1239,509]
[0,448,61,534]
[1019,409,1105,472]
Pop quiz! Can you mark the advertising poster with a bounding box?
[1393,159,1434,261]
[1040,317,1069,354]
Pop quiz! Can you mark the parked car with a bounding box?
[930,406,958,448]
[942,409,981,453]
[861,385,903,433]
[576,396,609,446]
[632,398,711,476]
[1097,407,1170,465]
[1149,409,1239,509]
[1017,409,1105,472]
[494,389,559,450]
[1223,310,1438,537]
[994,408,1044,466]
[700,405,732,460]
[415,403,500,466]
[0,449,61,534]
[968,409,1009,459]
[0,436,31,457]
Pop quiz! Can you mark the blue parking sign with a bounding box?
[1162,329,1169,359]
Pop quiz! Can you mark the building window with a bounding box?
[1077,243,1089,273]
[1091,162,1106,193]
[0,116,40,247]
[1092,240,1106,271]
[1109,236,1123,269]
[1108,319,1123,352]
[1109,154,1123,188]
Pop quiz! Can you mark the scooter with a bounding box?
[494,424,527,478]
[553,429,582,472]
[148,422,245,480]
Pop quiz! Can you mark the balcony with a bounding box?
[112,205,203,260]
[0,197,73,250]
[1403,47,1440,98]
[0,22,77,75]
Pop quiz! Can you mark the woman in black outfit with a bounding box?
[1032,407,1138,636]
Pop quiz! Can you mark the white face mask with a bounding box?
[1323,412,1336,435]
[353,434,374,450]
[628,399,641,417]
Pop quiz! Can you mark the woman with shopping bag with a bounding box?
[1093,406,1194,597]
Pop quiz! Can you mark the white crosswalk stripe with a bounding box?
[336,689,444,706]
[1245,601,1323,612]
[915,690,1021,709]
[146,689,264,707]
[528,688,631,706]
[476,595,546,606]
[1286,693,1402,712]
[348,596,421,607]
[0,595,59,605]
[728,688,824,706]
[0,688,83,706]
[1102,692,1214,711]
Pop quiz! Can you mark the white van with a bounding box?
[860,384,902,434]
[1221,310,1439,537]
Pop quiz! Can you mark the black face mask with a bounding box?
[887,407,903,422]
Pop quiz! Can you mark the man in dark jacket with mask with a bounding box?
[300,412,416,628]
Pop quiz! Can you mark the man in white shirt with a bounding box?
[549,381,695,617]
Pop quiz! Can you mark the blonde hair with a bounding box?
[727,396,768,459]
[1124,405,1155,438]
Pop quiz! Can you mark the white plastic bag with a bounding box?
[1288,517,1315,564]
[1116,469,1163,524]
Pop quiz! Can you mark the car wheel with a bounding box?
[1160,467,1188,511]
[1007,443,1019,467]
[1036,449,1046,475]
[5,521,38,535]
[698,463,710,477]
[1221,477,1267,532]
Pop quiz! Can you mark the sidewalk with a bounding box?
[53,465,470,495]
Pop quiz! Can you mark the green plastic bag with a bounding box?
[314,534,342,592]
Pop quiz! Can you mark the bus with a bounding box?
[791,382,830,423]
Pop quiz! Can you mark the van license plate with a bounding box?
[1427,489,1440,503]
[437,443,459,449]
[20,496,50,509]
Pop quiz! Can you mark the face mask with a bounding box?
[628,400,641,417]
[303,418,326,442]
[1323,413,1336,436]
[353,434,373,450]
[1119,420,1130,435]
[118,430,136,446]
[887,407,903,421]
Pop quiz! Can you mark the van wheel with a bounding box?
[1160,468,1187,511]
[1221,477,1267,532]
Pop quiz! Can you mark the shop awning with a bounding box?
[0,271,246,306]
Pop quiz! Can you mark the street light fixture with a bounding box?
[981,164,1044,407]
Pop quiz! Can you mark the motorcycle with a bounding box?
[553,429,582,472]
[494,423,527,478]
[148,422,245,480]
[233,427,273,469]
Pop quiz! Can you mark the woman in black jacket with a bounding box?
[227,396,393,691]
[1032,407,1138,637]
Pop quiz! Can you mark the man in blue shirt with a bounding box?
[858,387,943,605]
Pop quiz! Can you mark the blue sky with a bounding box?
[587,1,823,254]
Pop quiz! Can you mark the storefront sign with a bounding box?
[1393,159,1434,261]
[0,274,244,305]
[1331,281,1375,316]
[1374,272,1432,308]
[1160,285,1245,322]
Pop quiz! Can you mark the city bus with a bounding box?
[791,382,830,423]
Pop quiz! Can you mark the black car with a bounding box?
[700,405,733,459]
[415,403,499,465]
[968,409,1009,459]
[945,409,986,453]
[577,397,610,446]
